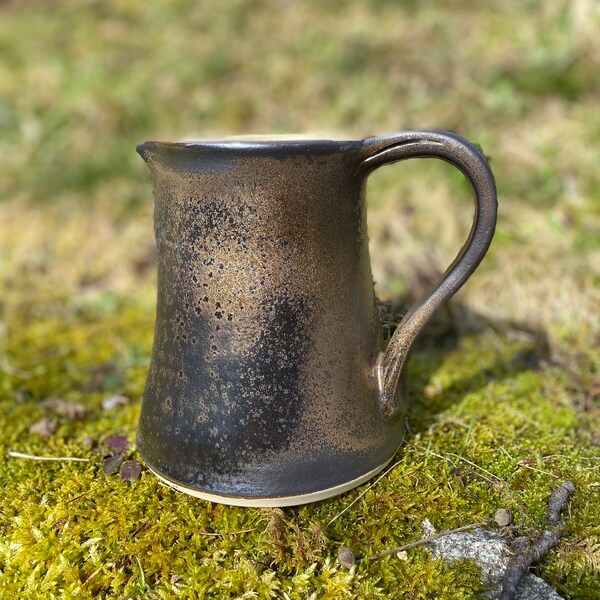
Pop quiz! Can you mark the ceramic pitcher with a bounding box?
[136,131,497,507]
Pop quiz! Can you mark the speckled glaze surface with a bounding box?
[136,131,497,506]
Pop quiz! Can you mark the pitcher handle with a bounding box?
[360,131,497,419]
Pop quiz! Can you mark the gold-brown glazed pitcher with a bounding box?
[136,131,497,507]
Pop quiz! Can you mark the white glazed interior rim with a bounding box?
[138,133,363,150]
[180,132,357,143]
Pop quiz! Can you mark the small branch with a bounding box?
[130,522,151,538]
[500,481,575,600]
[339,519,491,567]
[445,451,503,485]
[411,444,501,486]
[359,520,491,563]
[517,461,560,479]
[199,527,257,537]
[65,483,110,505]
[547,481,576,526]
[7,450,90,462]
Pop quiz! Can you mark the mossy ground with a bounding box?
[1,1,600,598]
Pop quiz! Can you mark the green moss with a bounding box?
[1,309,598,598]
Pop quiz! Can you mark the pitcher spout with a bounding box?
[136,142,152,164]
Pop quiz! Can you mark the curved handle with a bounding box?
[361,130,497,419]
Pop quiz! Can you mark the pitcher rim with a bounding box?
[137,138,363,154]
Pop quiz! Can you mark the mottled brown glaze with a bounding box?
[136,131,497,505]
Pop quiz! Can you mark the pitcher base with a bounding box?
[145,458,394,507]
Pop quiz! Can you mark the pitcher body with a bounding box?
[136,133,497,506]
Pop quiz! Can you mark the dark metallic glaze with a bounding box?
[136,132,497,503]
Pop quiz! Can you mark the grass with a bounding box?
[1,0,599,598]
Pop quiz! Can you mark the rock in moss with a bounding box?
[422,519,563,599]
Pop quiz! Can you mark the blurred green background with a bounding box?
[1,1,599,598]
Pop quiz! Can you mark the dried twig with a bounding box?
[7,450,90,462]
[199,527,257,537]
[444,452,503,485]
[411,444,501,486]
[338,519,491,568]
[547,481,576,526]
[360,520,491,563]
[516,461,560,479]
[64,483,110,505]
[499,481,575,600]
[130,522,151,538]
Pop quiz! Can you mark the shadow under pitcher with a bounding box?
[136,131,497,507]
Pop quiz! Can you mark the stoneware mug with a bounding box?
[136,131,497,507]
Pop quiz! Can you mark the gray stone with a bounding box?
[421,519,563,599]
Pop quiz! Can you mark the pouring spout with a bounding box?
[136,142,167,176]
[136,142,153,164]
